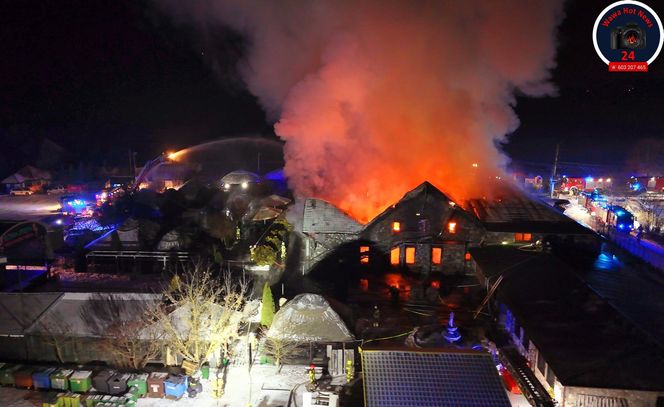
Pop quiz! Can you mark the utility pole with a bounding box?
[550,143,560,198]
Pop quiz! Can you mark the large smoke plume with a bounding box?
[161,0,564,222]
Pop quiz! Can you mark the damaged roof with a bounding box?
[465,189,593,234]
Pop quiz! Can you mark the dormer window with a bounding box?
[447,221,457,234]
[392,221,401,233]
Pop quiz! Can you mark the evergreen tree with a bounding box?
[261,282,276,328]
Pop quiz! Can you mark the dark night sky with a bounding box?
[1,0,663,175]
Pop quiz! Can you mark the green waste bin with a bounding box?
[50,369,73,391]
[127,373,148,397]
[69,370,93,393]
[0,364,22,386]
[201,363,210,380]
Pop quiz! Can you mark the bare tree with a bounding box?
[79,293,163,369]
[37,313,80,363]
[261,329,301,372]
[149,262,249,369]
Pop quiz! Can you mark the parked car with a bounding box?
[47,185,66,194]
[10,187,34,196]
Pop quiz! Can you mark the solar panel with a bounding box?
[362,350,510,407]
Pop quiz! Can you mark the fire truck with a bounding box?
[583,191,634,232]
[558,176,612,195]
[628,176,664,193]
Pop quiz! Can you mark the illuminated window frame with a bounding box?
[392,221,401,233]
[360,246,370,264]
[447,221,457,234]
[515,232,532,242]
[390,247,401,265]
[431,247,442,265]
[405,246,416,265]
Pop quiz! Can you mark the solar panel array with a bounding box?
[362,350,510,407]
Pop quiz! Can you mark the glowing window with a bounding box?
[390,247,400,265]
[465,252,471,261]
[392,221,401,232]
[515,233,532,242]
[431,247,442,265]
[405,246,416,264]
[360,246,370,264]
[447,221,457,234]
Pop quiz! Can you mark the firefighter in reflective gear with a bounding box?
[308,364,316,385]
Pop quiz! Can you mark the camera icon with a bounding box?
[611,23,646,49]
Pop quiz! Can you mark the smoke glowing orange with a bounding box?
[161,0,564,222]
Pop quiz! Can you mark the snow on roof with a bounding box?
[302,198,362,234]
[26,292,161,338]
[0,293,63,336]
[267,294,354,343]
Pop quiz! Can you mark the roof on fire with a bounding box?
[466,188,593,234]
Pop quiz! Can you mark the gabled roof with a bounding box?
[1,165,51,184]
[361,348,510,407]
[364,182,455,228]
[302,198,362,234]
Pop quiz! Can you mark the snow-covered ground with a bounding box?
[0,365,335,407]
[563,200,593,229]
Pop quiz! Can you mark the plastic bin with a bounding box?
[50,369,73,391]
[92,370,115,393]
[201,363,210,379]
[69,370,93,393]
[0,364,22,386]
[33,367,57,390]
[14,367,35,388]
[127,373,148,396]
[108,373,131,395]
[146,372,168,398]
[164,374,188,400]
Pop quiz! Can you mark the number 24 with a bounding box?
[621,51,635,61]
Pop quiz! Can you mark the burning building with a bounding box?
[295,180,600,278]
[361,182,484,274]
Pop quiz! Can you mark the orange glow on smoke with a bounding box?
[165,1,565,223]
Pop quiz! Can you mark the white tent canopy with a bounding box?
[267,294,354,343]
